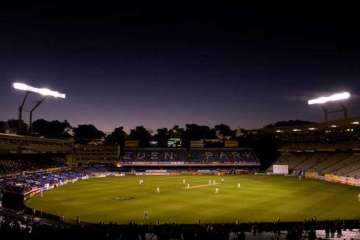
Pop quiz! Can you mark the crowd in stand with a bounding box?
[0,158,62,175]
[0,169,86,196]
[1,210,359,240]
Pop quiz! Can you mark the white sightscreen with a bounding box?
[272,165,289,175]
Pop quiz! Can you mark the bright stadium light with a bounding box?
[12,82,66,134]
[13,82,66,99]
[307,91,351,121]
[307,92,350,105]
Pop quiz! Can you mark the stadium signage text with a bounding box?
[122,148,259,164]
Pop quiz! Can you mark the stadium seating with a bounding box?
[0,158,63,175]
[189,148,258,164]
[121,148,260,166]
[0,133,72,154]
[122,148,187,162]
[274,151,360,178]
[1,207,359,239]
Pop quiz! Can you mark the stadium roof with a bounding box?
[263,117,360,133]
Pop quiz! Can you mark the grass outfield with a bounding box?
[26,175,360,224]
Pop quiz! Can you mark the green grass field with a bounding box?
[26,175,360,224]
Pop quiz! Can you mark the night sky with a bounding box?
[1,3,359,132]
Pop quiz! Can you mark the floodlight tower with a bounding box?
[18,91,30,122]
[307,92,351,121]
[28,97,47,133]
[12,82,66,134]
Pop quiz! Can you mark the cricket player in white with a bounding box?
[144,210,149,220]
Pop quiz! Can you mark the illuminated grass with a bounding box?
[26,175,360,224]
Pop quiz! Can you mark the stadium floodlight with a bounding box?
[307,92,350,105]
[308,92,351,121]
[13,82,66,99]
[12,82,66,133]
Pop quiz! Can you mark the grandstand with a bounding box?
[0,134,73,176]
[68,144,120,166]
[270,118,360,186]
[0,156,64,175]
[270,117,360,151]
[0,133,72,154]
[119,147,260,168]
[0,168,86,208]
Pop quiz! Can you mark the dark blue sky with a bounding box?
[1,3,359,132]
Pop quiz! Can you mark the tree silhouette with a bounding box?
[6,119,28,135]
[73,124,105,144]
[214,124,235,139]
[264,120,315,128]
[105,126,127,147]
[153,128,169,147]
[128,126,152,147]
[32,119,71,139]
[238,131,278,170]
[0,121,8,133]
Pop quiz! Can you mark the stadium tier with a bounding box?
[0,133,260,172]
[0,133,72,154]
[120,148,260,166]
[0,134,71,175]
[0,157,64,175]
[269,117,360,151]
[68,144,120,165]
[270,118,360,188]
